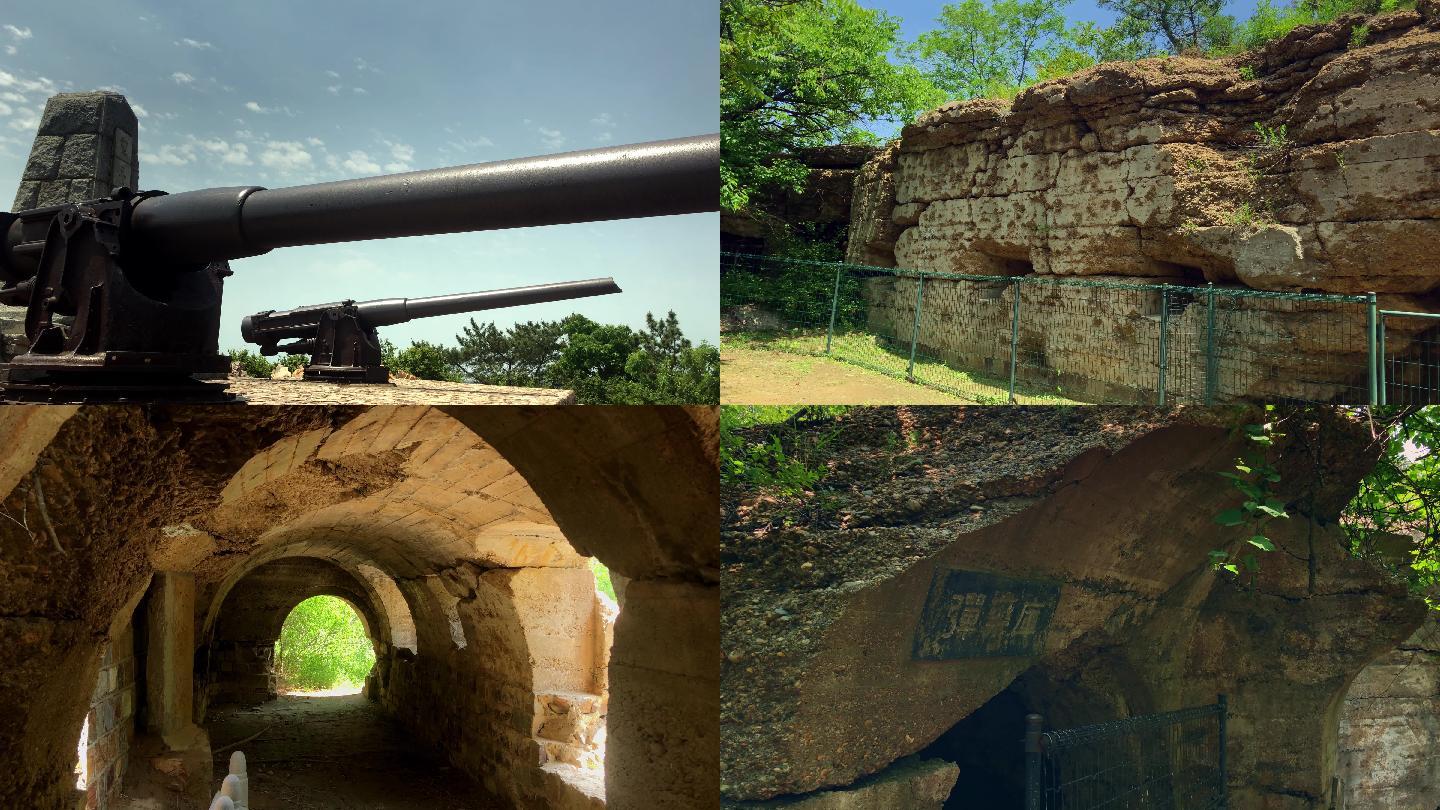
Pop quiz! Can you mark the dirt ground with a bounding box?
[205,695,497,809]
[720,346,968,405]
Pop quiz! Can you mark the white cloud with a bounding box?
[177,38,214,50]
[337,150,380,174]
[444,135,495,154]
[352,87,367,95]
[131,103,148,118]
[0,101,11,117]
[353,57,381,74]
[4,46,14,56]
[325,70,340,78]
[258,140,313,172]
[0,70,56,95]
[537,126,565,149]
[306,137,324,147]
[0,92,24,103]
[383,140,415,171]
[171,72,195,85]
[326,85,341,95]
[3,25,32,41]
[197,138,250,166]
[140,143,198,166]
[244,101,270,113]
[591,112,615,143]
[6,105,39,131]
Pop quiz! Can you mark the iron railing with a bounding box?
[1024,697,1228,810]
[720,252,1425,405]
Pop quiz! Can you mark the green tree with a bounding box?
[274,596,377,692]
[721,0,943,211]
[1034,19,1155,80]
[379,340,461,381]
[451,320,566,387]
[1346,408,1440,599]
[449,312,718,404]
[1097,0,1226,53]
[914,0,1074,99]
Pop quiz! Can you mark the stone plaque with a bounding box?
[112,129,134,189]
[913,569,1060,660]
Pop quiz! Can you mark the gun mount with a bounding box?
[242,278,622,384]
[0,133,717,401]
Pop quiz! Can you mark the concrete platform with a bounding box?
[228,376,575,405]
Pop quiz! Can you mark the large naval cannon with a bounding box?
[0,133,717,401]
[243,278,622,384]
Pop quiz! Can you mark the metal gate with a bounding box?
[1024,696,1228,810]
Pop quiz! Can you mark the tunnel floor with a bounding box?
[204,694,499,809]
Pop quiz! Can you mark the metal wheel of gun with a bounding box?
[0,405,719,810]
[0,92,718,402]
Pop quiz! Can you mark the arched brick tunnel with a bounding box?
[0,405,718,810]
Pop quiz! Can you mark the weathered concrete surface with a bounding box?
[729,757,958,809]
[841,9,1440,402]
[1337,613,1440,809]
[721,407,1425,808]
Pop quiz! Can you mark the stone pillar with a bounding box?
[144,572,199,747]
[4,92,139,363]
[607,579,719,810]
[12,92,138,211]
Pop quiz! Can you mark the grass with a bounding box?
[723,329,1080,405]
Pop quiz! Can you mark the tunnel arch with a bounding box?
[0,405,717,810]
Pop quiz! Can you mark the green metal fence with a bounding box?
[721,252,1393,405]
[1379,310,1440,405]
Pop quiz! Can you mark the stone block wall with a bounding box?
[12,92,138,211]
[82,623,137,810]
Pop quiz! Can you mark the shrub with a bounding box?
[274,595,376,692]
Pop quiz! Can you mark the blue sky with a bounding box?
[873,0,1263,43]
[0,0,718,351]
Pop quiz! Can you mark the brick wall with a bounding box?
[82,622,137,810]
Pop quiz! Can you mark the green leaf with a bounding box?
[1214,508,1247,526]
[1222,563,1239,574]
[1247,535,1275,551]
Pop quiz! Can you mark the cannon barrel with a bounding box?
[355,277,622,327]
[240,277,622,343]
[128,133,718,266]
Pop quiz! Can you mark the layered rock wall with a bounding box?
[846,9,1440,401]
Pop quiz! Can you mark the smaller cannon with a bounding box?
[241,277,621,383]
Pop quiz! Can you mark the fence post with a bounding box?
[1158,288,1170,406]
[1218,694,1229,809]
[825,262,843,354]
[1009,277,1021,404]
[907,274,926,380]
[1377,309,1387,406]
[1367,292,1379,405]
[1025,713,1043,810]
[1204,284,1217,405]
